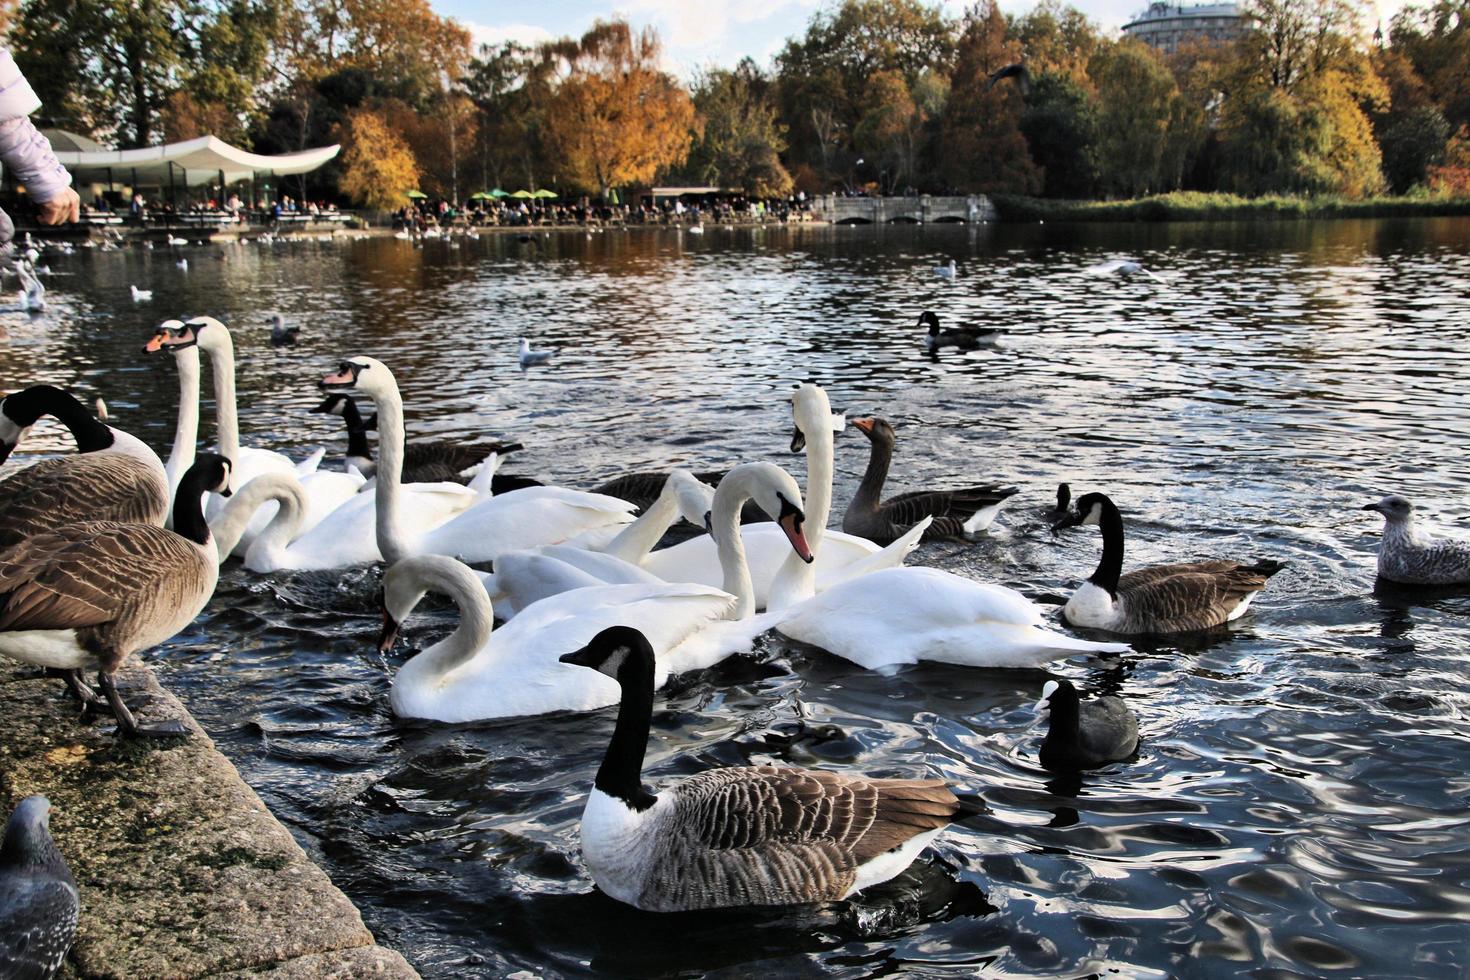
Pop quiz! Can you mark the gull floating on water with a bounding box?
[130,285,152,302]
[177,258,188,271]
[518,337,555,367]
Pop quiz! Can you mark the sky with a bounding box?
[436,0,1406,78]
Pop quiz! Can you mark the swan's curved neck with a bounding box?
[211,473,305,563]
[203,331,240,480]
[712,473,762,619]
[167,347,202,496]
[601,485,679,564]
[770,419,833,609]
[363,380,410,562]
[395,562,496,689]
[1089,498,1126,596]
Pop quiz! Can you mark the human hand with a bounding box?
[35,187,80,225]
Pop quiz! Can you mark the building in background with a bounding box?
[1122,2,1247,54]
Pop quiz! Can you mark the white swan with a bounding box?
[321,356,635,565]
[773,566,1131,670]
[480,469,715,619]
[130,285,152,302]
[378,555,737,722]
[641,383,926,609]
[148,316,348,553]
[16,266,43,312]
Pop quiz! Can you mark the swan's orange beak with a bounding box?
[321,369,355,389]
[143,332,167,353]
[377,607,400,654]
[779,513,813,563]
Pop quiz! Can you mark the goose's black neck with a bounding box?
[1088,496,1126,596]
[852,431,893,516]
[597,645,658,812]
[4,385,113,452]
[172,464,218,547]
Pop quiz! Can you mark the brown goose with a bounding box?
[559,626,974,912]
[309,393,535,490]
[1051,491,1285,634]
[0,387,170,553]
[0,454,231,738]
[842,417,1018,544]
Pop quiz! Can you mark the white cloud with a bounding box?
[463,21,557,53]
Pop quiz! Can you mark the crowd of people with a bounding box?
[393,192,815,232]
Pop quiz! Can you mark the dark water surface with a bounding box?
[4,219,1470,977]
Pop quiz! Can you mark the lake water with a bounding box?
[4,219,1470,977]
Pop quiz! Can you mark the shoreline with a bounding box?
[989,192,1470,223]
[0,656,419,979]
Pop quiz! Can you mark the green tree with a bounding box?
[1390,0,1470,130]
[939,0,1040,194]
[1378,104,1451,190]
[1089,39,1185,197]
[687,59,792,196]
[1019,71,1098,197]
[1008,0,1102,80]
[463,41,548,192]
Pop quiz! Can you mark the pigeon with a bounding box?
[0,796,79,980]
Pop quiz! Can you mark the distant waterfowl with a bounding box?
[0,796,78,980]
[166,235,187,246]
[309,393,531,488]
[1034,678,1139,770]
[1363,494,1470,585]
[1051,483,1071,518]
[321,356,635,565]
[843,416,1018,543]
[986,60,1029,94]
[1086,259,1163,282]
[0,455,230,737]
[379,555,736,722]
[93,398,107,421]
[267,313,299,347]
[129,284,152,302]
[16,266,44,312]
[559,625,975,912]
[518,337,555,367]
[774,566,1130,670]
[176,258,188,271]
[687,222,704,235]
[917,310,1005,349]
[933,259,957,279]
[1052,491,1285,634]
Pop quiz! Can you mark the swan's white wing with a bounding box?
[271,482,475,570]
[642,526,880,607]
[488,547,663,618]
[295,446,326,476]
[815,518,931,590]
[419,490,635,563]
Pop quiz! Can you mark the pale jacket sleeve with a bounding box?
[0,48,72,202]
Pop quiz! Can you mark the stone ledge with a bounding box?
[0,658,419,980]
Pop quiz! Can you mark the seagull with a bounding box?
[1086,259,1164,282]
[129,285,152,302]
[518,337,555,367]
[166,235,187,246]
[267,313,300,347]
[177,258,188,271]
[933,259,957,279]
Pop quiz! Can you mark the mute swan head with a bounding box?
[716,462,814,563]
[787,383,843,452]
[320,356,395,398]
[1051,491,1108,532]
[147,315,232,355]
[377,554,480,653]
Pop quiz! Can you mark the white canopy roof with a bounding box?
[51,135,340,187]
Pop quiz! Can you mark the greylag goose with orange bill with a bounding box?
[842,416,1018,544]
[1052,491,1284,634]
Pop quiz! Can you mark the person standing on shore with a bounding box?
[0,48,79,254]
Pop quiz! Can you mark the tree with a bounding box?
[938,1,1040,194]
[1008,0,1102,79]
[1020,71,1098,197]
[463,41,548,192]
[540,21,696,195]
[1378,104,1451,190]
[1089,39,1185,197]
[687,59,792,196]
[336,108,419,209]
[1390,0,1470,130]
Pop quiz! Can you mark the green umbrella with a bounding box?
[511,190,534,199]
[406,190,428,199]
[606,188,622,205]
[489,189,509,198]
[532,189,558,199]
[469,191,494,201]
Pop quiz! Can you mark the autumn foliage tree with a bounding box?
[939,1,1040,194]
[541,21,696,196]
[337,108,420,210]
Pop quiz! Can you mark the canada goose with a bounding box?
[843,417,1018,543]
[0,454,231,738]
[0,796,78,980]
[518,337,555,367]
[1052,491,1285,634]
[0,385,162,471]
[1034,679,1139,770]
[592,469,730,516]
[559,625,976,912]
[916,311,1005,349]
[1363,494,1470,585]
[308,393,532,488]
[129,284,152,302]
[267,313,299,347]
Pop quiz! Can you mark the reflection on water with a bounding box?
[3,219,1470,978]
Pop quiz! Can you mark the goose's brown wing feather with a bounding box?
[1118,562,1276,632]
[400,441,494,475]
[0,455,167,551]
[878,485,1018,533]
[0,522,201,633]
